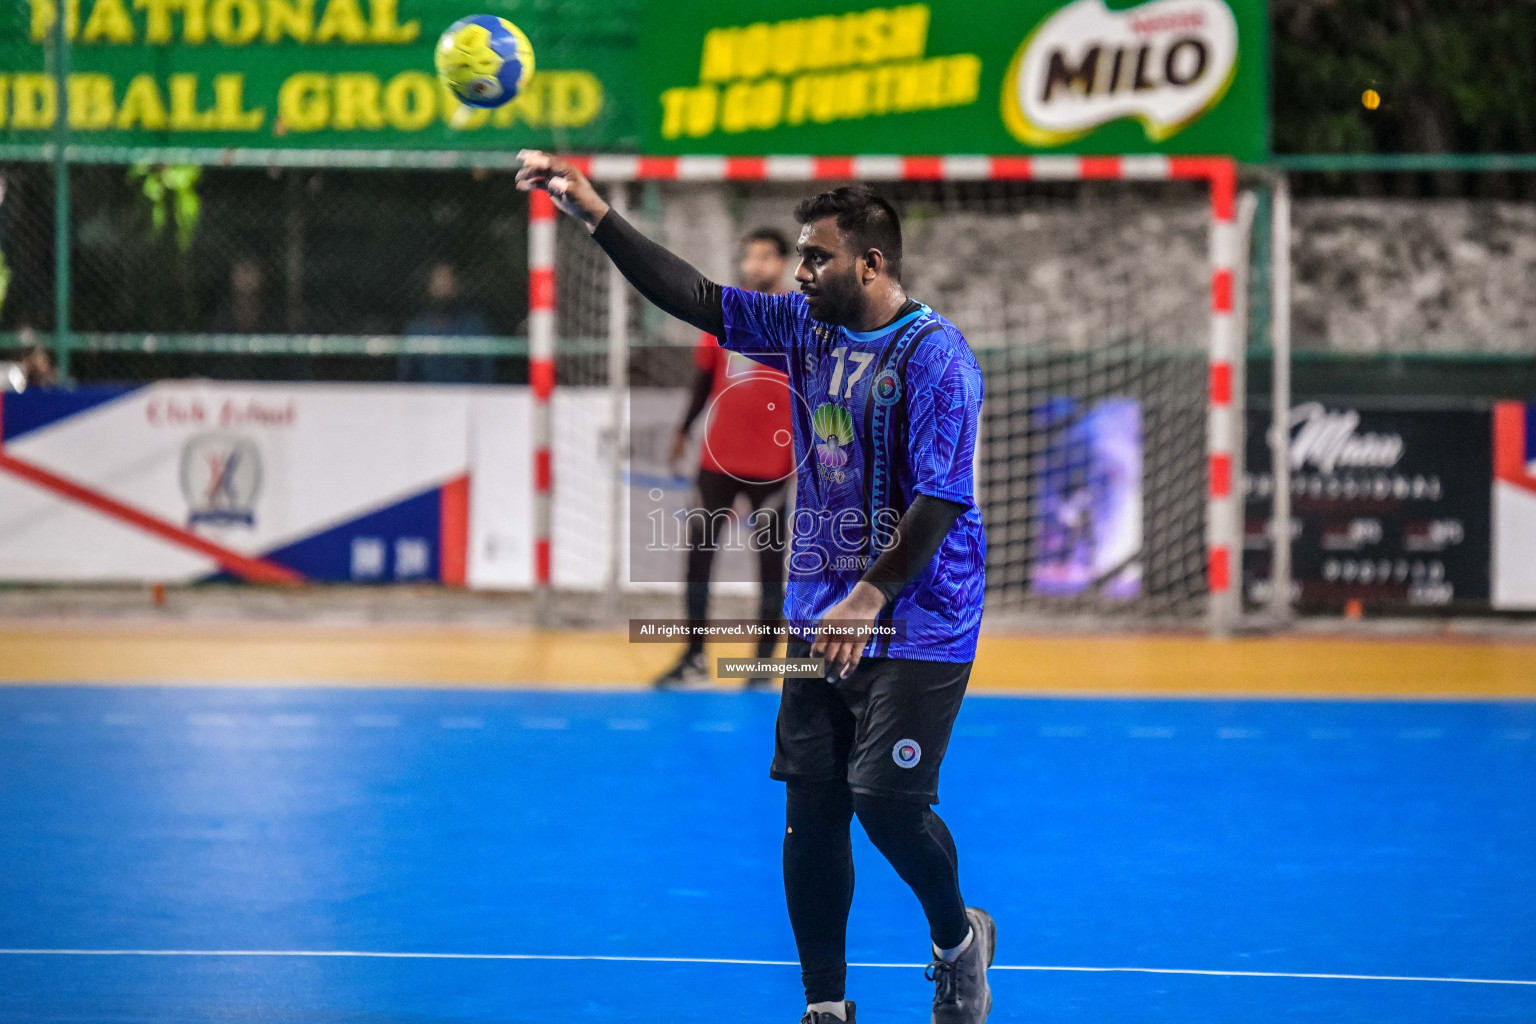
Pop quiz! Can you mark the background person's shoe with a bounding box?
[799,1001,856,1024]
[651,650,710,689]
[745,644,782,689]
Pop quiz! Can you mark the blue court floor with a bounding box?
[1,685,1533,1023]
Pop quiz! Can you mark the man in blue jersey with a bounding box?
[516,151,993,1024]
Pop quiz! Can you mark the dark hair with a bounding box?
[793,184,903,281]
[743,226,791,260]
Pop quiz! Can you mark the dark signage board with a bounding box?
[1244,402,1492,613]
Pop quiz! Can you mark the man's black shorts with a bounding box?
[771,637,973,804]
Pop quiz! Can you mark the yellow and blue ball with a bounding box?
[435,15,534,109]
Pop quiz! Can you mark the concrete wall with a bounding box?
[1292,200,1536,354]
[638,184,1536,357]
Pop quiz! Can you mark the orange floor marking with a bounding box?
[1,622,1533,697]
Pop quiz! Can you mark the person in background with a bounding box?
[21,344,57,390]
[653,228,795,690]
[211,258,283,335]
[3,338,56,393]
[399,262,494,384]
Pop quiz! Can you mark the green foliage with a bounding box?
[1273,0,1536,154]
[127,163,202,251]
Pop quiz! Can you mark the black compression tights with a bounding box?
[783,779,970,1004]
[685,472,785,657]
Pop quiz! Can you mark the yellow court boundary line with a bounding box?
[1,622,1535,697]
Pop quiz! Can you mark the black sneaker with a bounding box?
[800,1002,856,1024]
[929,907,995,1024]
[652,650,711,690]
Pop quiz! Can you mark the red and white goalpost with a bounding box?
[529,154,1243,632]
[527,188,558,595]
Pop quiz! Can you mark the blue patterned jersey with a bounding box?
[719,288,986,662]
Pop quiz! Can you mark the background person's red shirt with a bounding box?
[694,331,794,483]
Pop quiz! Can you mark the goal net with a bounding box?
[547,161,1238,626]
[0,153,1242,623]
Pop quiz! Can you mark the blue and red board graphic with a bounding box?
[1494,402,1536,489]
[0,385,469,585]
[1493,401,1536,609]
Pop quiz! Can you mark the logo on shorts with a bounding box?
[892,738,922,769]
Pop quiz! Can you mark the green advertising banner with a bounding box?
[0,0,1266,157]
[0,0,638,150]
[638,0,1268,159]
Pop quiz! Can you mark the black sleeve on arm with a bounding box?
[679,366,713,433]
[591,209,725,337]
[859,494,969,604]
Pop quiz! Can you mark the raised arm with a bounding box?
[515,150,725,337]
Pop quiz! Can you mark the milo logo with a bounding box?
[1002,0,1238,146]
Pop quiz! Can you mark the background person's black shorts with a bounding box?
[771,637,973,804]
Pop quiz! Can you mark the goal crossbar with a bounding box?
[528,154,1240,630]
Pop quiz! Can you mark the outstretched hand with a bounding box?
[515,150,610,232]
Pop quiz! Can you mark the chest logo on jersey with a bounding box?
[872,366,903,407]
[811,402,854,484]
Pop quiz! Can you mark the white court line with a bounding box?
[0,950,1530,986]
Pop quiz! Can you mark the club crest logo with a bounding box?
[811,403,854,484]
[892,739,922,769]
[181,432,261,527]
[1002,0,1239,147]
[872,366,903,407]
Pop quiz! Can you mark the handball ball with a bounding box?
[435,15,535,108]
